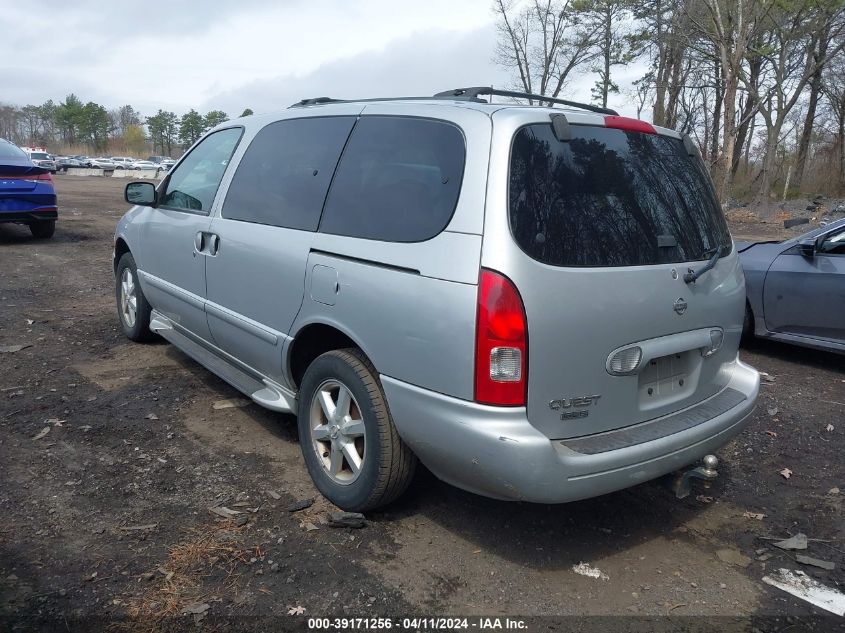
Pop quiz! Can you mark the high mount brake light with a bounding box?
[604,115,657,135]
[475,269,527,406]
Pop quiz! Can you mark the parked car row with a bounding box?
[53,155,176,171]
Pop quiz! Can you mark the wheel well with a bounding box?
[743,300,754,336]
[289,324,362,388]
[114,238,130,274]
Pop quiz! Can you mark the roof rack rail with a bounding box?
[433,87,619,116]
[289,97,346,108]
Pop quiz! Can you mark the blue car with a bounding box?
[738,216,845,354]
[0,138,57,238]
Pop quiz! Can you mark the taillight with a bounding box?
[0,172,53,183]
[475,269,527,406]
[604,115,657,135]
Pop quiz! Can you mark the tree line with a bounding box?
[0,95,253,157]
[494,0,845,202]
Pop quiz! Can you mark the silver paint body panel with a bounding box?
[115,99,760,503]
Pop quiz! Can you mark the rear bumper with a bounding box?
[382,358,759,503]
[0,207,58,223]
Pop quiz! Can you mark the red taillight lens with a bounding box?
[0,172,53,182]
[475,269,527,406]
[604,115,657,135]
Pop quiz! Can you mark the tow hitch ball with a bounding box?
[672,455,719,499]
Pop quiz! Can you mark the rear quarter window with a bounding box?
[319,116,465,242]
[509,123,732,267]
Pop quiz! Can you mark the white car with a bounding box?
[131,160,160,170]
[111,157,136,170]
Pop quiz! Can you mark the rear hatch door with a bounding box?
[486,113,744,440]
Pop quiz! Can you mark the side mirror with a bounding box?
[798,237,816,258]
[125,181,156,206]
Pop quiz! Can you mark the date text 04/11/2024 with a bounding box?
[307,617,528,630]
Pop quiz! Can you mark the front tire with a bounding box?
[29,221,55,239]
[297,349,416,512]
[115,252,155,342]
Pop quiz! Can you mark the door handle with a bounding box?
[194,232,219,256]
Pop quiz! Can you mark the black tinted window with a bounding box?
[320,116,465,242]
[160,128,242,213]
[0,142,25,159]
[222,117,355,230]
[509,124,732,267]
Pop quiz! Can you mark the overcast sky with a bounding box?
[1,1,642,118]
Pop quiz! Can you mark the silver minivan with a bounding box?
[114,88,759,511]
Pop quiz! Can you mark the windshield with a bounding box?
[509,124,732,267]
[30,152,49,160]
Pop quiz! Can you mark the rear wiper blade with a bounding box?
[683,247,722,284]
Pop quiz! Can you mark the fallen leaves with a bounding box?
[826,424,834,432]
[742,511,766,521]
[288,606,306,615]
[780,468,793,479]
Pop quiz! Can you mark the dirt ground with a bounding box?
[1,175,843,632]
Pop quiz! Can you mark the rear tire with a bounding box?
[29,221,55,239]
[297,348,416,512]
[115,252,155,342]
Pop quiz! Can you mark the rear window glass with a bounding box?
[509,124,732,267]
[320,116,465,242]
[29,152,49,160]
[222,116,355,231]
[0,142,26,159]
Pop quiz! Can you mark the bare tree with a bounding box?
[793,21,832,191]
[745,2,845,204]
[689,0,775,202]
[493,0,600,101]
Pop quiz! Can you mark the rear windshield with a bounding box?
[0,142,26,159]
[29,152,49,160]
[509,124,732,267]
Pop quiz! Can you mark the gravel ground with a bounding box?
[0,175,842,632]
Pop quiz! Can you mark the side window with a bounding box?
[159,127,242,213]
[320,116,466,242]
[222,116,355,230]
[819,228,845,255]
